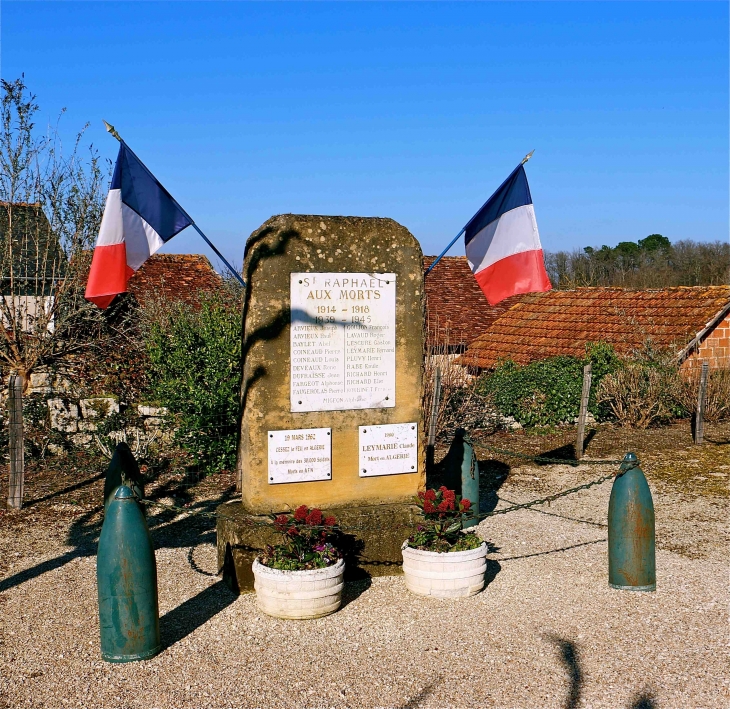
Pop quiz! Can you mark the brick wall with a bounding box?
[682,313,730,371]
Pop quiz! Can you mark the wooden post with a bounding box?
[7,374,24,509]
[576,362,592,459]
[426,367,442,474]
[695,361,709,445]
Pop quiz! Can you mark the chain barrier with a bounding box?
[465,434,625,467]
[136,455,630,532]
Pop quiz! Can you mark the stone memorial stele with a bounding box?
[217,214,425,590]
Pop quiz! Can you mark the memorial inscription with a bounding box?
[290,273,396,412]
[268,428,332,484]
[359,423,418,478]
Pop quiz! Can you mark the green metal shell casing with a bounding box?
[608,453,656,592]
[97,485,161,662]
[103,442,145,512]
[460,433,479,529]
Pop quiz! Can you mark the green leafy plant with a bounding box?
[259,506,341,571]
[143,289,242,474]
[407,487,482,553]
[477,342,621,427]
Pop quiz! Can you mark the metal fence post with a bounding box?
[7,374,24,509]
[694,361,709,445]
[576,363,592,459]
[426,367,442,473]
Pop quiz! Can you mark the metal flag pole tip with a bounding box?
[522,149,535,165]
[103,120,122,142]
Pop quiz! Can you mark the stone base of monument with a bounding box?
[216,501,422,593]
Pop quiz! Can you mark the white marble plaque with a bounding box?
[268,428,332,484]
[358,422,418,477]
[290,273,396,412]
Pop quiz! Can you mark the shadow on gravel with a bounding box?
[547,635,583,709]
[24,472,105,508]
[479,459,511,514]
[629,691,656,708]
[159,580,236,649]
[340,577,373,610]
[398,680,436,709]
[500,538,606,562]
[499,496,608,528]
[0,483,236,594]
[537,429,596,465]
[547,634,657,709]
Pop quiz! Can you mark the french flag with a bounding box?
[85,143,192,308]
[464,164,551,305]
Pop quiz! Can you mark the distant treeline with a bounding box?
[545,235,730,289]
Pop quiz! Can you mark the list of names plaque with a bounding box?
[290,273,396,412]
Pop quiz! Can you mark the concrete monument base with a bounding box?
[216,500,421,593]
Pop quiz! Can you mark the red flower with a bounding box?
[438,500,454,512]
[442,489,456,503]
[293,505,308,521]
[324,516,337,527]
[417,491,425,500]
[424,489,436,502]
[274,514,289,528]
[306,508,323,526]
[461,498,472,511]
[423,500,436,514]
[287,526,298,535]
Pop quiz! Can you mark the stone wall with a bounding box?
[1,370,170,456]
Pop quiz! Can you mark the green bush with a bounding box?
[477,342,620,427]
[145,289,243,474]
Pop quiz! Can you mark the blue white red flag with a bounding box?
[464,165,551,305]
[85,143,192,308]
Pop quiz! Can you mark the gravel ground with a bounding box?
[0,458,727,709]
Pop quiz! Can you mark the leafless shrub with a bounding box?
[674,367,730,423]
[596,344,683,428]
[423,343,498,441]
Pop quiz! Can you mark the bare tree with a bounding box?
[0,77,107,508]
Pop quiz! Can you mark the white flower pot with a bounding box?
[252,557,345,619]
[401,541,488,598]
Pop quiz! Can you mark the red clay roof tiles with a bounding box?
[459,285,730,369]
[423,256,522,348]
[127,254,223,307]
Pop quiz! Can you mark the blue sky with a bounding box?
[2,2,728,270]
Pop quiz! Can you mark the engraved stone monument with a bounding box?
[217,214,425,590]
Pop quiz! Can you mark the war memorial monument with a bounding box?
[217,214,426,589]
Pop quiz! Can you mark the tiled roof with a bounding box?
[423,256,522,347]
[459,285,730,369]
[127,254,223,306]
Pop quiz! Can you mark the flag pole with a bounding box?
[425,150,535,277]
[103,121,247,288]
[425,228,465,275]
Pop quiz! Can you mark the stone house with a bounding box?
[0,202,64,331]
[458,285,730,372]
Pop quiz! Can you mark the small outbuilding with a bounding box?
[458,285,730,371]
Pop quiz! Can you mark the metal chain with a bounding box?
[136,465,622,531]
[473,470,617,520]
[467,438,624,467]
